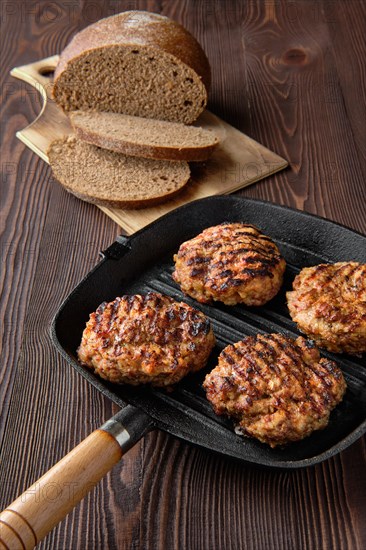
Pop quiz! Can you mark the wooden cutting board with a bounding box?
[11,55,288,234]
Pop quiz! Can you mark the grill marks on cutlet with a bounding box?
[234,334,339,400]
[203,334,346,446]
[294,263,361,294]
[78,292,215,386]
[224,335,304,388]
[99,293,210,346]
[173,223,286,305]
[176,223,282,285]
[287,262,366,354]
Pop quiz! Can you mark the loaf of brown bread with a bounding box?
[69,111,219,161]
[47,136,190,209]
[53,11,210,124]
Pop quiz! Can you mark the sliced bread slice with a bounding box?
[69,111,219,161]
[47,136,190,209]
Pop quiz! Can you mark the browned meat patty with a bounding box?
[78,292,215,386]
[287,262,366,355]
[172,223,286,306]
[203,334,346,447]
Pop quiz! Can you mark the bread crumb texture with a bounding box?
[70,111,219,161]
[48,136,190,208]
[53,11,210,124]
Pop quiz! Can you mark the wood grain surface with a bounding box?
[1,1,365,549]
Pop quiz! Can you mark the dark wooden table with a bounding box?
[1,1,365,549]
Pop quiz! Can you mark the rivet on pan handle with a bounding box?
[0,405,153,549]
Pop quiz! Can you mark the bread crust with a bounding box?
[53,11,211,116]
[58,181,189,209]
[54,12,210,90]
[70,117,219,161]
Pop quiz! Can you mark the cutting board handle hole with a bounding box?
[38,67,55,78]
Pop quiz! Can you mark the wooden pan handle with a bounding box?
[0,406,152,549]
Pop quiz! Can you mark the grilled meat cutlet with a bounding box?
[203,334,346,447]
[172,223,286,306]
[78,292,215,386]
[287,262,366,355]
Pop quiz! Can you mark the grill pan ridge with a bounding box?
[51,196,366,469]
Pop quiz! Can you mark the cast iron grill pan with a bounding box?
[52,196,366,469]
